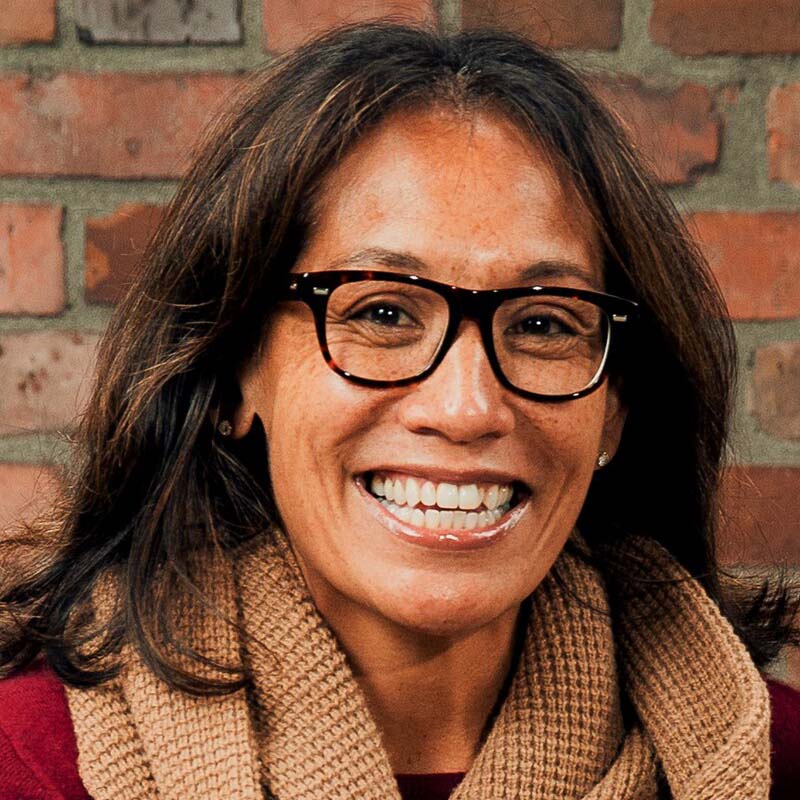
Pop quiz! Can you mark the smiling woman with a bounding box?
[233,108,628,658]
[1,22,798,800]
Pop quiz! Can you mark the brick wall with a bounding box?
[0,1,798,681]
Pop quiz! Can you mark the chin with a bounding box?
[372,579,518,639]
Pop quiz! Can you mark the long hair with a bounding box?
[1,22,796,693]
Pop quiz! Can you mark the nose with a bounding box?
[396,321,516,443]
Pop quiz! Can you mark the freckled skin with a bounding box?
[234,107,625,727]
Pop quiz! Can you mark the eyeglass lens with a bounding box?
[324,280,609,396]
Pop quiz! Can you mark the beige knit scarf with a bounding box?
[65,528,770,800]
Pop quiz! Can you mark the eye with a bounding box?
[350,302,418,328]
[508,313,575,337]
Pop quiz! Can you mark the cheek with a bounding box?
[519,393,608,533]
[258,325,384,492]
[524,395,606,470]
[254,320,318,434]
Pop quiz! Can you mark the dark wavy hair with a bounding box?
[1,22,797,694]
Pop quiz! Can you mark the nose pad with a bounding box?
[397,321,515,442]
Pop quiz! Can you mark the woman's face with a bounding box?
[235,106,625,637]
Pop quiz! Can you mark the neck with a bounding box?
[312,596,522,774]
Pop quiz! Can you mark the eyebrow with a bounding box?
[330,247,602,291]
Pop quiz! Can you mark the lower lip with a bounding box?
[354,477,530,551]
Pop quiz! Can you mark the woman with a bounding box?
[1,22,798,800]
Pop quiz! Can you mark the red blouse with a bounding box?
[0,660,798,800]
[395,773,465,800]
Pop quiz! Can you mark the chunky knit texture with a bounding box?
[65,529,770,799]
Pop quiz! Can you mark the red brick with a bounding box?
[651,0,800,56]
[688,213,800,321]
[719,466,800,565]
[263,0,435,52]
[768,84,800,187]
[0,73,240,179]
[0,463,60,533]
[593,77,720,185]
[0,204,65,316]
[462,0,622,50]
[85,204,163,305]
[0,331,99,436]
[749,343,800,442]
[263,0,434,52]
[0,0,56,45]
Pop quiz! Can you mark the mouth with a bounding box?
[355,470,531,551]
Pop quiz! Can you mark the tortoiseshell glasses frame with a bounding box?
[281,269,638,402]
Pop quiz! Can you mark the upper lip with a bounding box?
[359,465,528,488]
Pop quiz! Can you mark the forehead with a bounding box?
[300,105,602,289]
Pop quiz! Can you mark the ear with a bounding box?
[600,381,627,461]
[228,360,260,440]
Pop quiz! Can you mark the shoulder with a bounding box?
[765,677,800,799]
[0,660,91,800]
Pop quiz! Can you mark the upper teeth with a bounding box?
[369,474,513,511]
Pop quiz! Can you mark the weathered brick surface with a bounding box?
[0,0,56,45]
[688,212,800,321]
[0,0,796,594]
[0,463,60,533]
[0,204,65,315]
[462,0,622,50]
[593,77,720,185]
[651,0,800,55]
[768,84,800,187]
[263,0,434,52]
[0,73,240,179]
[85,204,164,305]
[0,331,99,436]
[75,0,240,45]
[750,343,800,441]
[719,466,800,564]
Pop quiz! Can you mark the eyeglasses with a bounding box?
[281,269,638,402]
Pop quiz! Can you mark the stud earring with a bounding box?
[217,419,233,437]
[596,451,611,469]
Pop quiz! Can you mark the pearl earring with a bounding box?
[596,451,610,469]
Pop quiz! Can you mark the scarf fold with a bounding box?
[65,529,770,800]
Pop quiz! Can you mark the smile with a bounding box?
[356,470,531,551]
